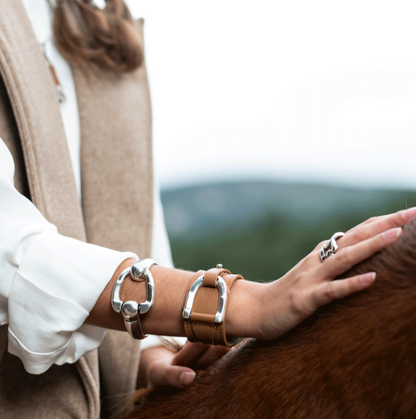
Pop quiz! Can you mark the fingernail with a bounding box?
[180,371,196,387]
[404,207,416,221]
[383,228,402,241]
[360,272,376,285]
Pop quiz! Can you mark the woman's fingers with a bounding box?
[172,341,231,369]
[321,227,402,279]
[316,208,416,254]
[147,361,196,388]
[345,212,395,233]
[314,272,376,307]
[190,345,231,369]
[172,342,211,367]
[147,342,231,389]
[313,209,409,252]
[341,207,416,247]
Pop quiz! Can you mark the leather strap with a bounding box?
[183,267,243,347]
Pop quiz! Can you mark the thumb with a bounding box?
[147,361,196,389]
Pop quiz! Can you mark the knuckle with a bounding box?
[353,227,369,242]
[366,216,377,224]
[397,209,407,223]
[341,277,352,292]
[373,218,384,231]
[324,283,337,300]
[375,233,386,248]
[396,210,407,225]
[350,277,360,293]
[336,248,351,265]
[306,251,319,264]
[343,278,358,297]
[355,235,381,257]
[373,230,384,244]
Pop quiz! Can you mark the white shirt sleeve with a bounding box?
[12,0,185,368]
[0,138,138,374]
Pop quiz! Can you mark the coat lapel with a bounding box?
[0,0,86,241]
[0,2,99,417]
[73,19,154,257]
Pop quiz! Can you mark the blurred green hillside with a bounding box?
[161,181,416,282]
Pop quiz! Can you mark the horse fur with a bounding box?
[124,217,416,419]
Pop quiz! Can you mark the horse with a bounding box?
[124,216,416,419]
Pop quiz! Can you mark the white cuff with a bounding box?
[8,230,138,374]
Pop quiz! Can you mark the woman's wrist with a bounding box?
[225,279,266,339]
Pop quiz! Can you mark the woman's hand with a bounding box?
[251,208,416,340]
[138,342,231,389]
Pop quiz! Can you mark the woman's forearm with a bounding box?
[87,208,415,342]
[86,258,263,338]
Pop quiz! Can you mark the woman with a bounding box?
[0,0,411,418]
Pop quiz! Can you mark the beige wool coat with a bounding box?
[0,1,154,417]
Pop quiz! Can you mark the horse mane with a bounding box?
[124,216,416,419]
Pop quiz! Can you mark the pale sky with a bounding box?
[127,0,416,190]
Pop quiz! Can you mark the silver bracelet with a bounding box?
[111,258,157,339]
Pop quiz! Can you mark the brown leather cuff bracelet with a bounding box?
[182,264,244,347]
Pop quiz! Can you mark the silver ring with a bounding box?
[320,232,345,262]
